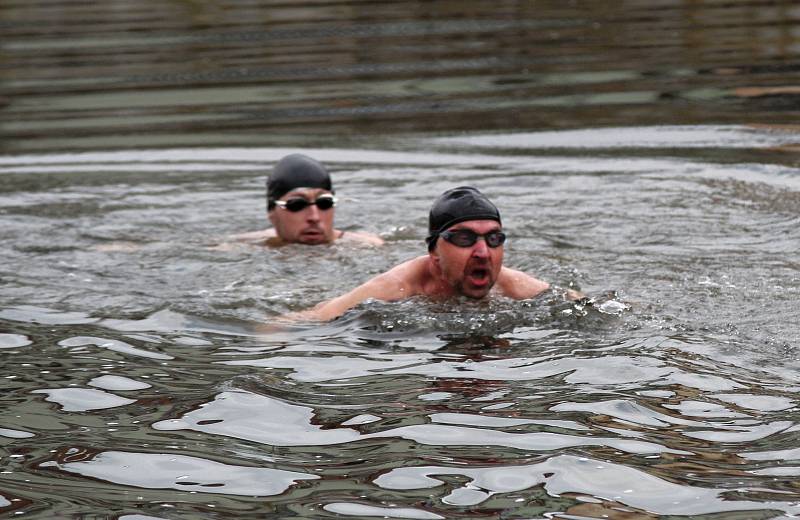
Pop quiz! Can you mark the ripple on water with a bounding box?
[430,125,800,150]
[1,128,799,519]
[0,306,99,325]
[58,336,173,360]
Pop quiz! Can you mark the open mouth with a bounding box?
[467,267,490,286]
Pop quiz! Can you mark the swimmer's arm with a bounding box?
[226,229,276,243]
[306,271,411,321]
[305,257,426,320]
[565,288,586,301]
[209,229,278,251]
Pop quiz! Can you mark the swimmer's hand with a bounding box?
[566,288,587,301]
[254,309,325,334]
[565,290,631,316]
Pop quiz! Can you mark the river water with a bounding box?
[2,1,800,519]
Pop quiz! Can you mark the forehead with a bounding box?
[281,187,331,200]
[447,219,502,233]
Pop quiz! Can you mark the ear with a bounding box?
[267,210,277,227]
[428,249,441,273]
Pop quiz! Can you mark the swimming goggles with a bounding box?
[440,229,506,248]
[274,195,336,212]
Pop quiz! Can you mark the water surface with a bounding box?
[2,1,800,519]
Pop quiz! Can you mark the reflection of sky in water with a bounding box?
[88,375,152,391]
[432,125,800,149]
[32,388,136,412]
[59,336,173,360]
[43,451,318,496]
[324,503,444,519]
[374,455,800,515]
[0,333,32,349]
[153,389,684,455]
[220,350,711,388]
[0,306,98,326]
[0,427,35,439]
[3,136,799,190]
[153,391,362,446]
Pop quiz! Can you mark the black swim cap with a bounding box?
[426,186,501,251]
[267,154,334,210]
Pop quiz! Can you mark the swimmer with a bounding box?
[230,154,383,247]
[296,186,568,321]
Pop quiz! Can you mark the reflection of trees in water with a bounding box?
[0,1,798,151]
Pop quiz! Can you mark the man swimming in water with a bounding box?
[300,186,553,321]
[232,154,383,246]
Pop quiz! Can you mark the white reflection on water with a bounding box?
[0,333,31,349]
[368,424,684,455]
[221,353,434,382]
[31,388,136,412]
[0,306,99,326]
[88,375,152,391]
[713,393,795,411]
[550,399,691,428]
[221,352,679,384]
[374,454,800,515]
[44,451,319,496]
[154,389,685,455]
[324,502,445,519]
[153,390,362,446]
[2,141,799,191]
[58,336,173,360]
[0,427,35,439]
[681,421,794,442]
[430,412,590,431]
[432,125,800,149]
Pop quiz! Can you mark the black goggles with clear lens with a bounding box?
[274,195,336,212]
[440,229,506,248]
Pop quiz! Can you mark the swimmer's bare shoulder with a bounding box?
[496,267,550,299]
[338,230,385,246]
[208,229,278,251]
[223,228,383,248]
[495,268,585,301]
[227,229,276,243]
[93,241,145,252]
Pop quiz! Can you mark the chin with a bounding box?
[459,284,493,300]
[299,236,327,245]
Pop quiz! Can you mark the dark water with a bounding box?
[2,1,800,519]
[2,0,800,152]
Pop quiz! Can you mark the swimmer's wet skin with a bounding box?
[288,186,581,322]
[228,153,383,247]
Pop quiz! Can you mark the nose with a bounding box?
[305,204,321,222]
[471,238,490,258]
